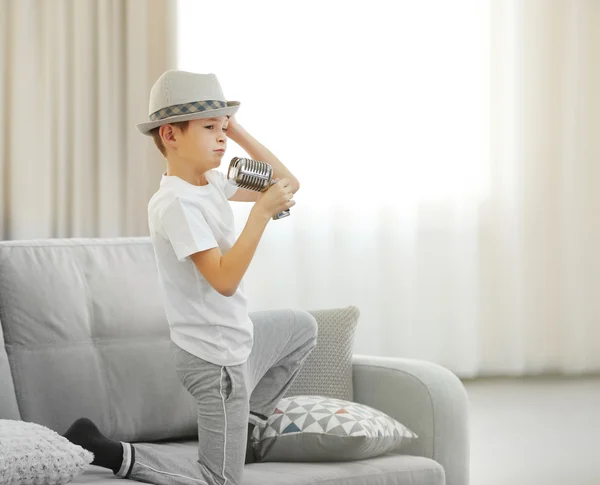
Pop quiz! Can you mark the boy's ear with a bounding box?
[160,124,177,149]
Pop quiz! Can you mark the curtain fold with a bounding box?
[479,0,600,376]
[0,0,176,239]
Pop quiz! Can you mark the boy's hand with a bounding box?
[253,178,295,220]
[226,115,241,138]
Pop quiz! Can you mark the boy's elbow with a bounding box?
[219,284,237,297]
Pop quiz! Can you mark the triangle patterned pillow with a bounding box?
[251,395,418,462]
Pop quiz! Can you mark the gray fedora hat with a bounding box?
[136,70,240,136]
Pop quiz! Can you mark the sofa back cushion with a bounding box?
[0,237,198,442]
[0,315,20,420]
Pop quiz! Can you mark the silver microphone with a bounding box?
[226,157,291,220]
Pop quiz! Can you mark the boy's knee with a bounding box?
[293,310,318,341]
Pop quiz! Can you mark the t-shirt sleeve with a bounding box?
[212,169,238,199]
[160,197,218,261]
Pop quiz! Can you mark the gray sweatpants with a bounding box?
[115,308,318,485]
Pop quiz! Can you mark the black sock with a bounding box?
[245,423,257,464]
[250,411,268,424]
[63,417,124,474]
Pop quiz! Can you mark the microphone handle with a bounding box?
[269,180,291,221]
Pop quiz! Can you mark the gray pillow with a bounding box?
[284,306,360,401]
[250,395,418,462]
[0,419,93,485]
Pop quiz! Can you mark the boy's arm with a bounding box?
[227,120,300,193]
[191,205,271,297]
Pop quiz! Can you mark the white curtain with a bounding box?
[482,0,600,376]
[0,0,177,239]
[178,0,600,378]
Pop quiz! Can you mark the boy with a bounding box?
[63,70,318,485]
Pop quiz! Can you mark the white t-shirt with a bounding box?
[147,169,254,366]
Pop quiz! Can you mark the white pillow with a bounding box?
[251,395,419,462]
[0,419,93,485]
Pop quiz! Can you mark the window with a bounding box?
[178,0,490,206]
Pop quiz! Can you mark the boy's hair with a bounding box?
[150,121,190,157]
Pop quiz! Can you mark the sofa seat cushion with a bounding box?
[72,439,445,485]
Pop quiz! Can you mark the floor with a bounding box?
[462,375,600,485]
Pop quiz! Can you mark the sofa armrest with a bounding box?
[352,354,470,485]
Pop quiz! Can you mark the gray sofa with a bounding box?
[0,237,470,485]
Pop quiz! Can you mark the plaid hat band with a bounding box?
[149,100,227,121]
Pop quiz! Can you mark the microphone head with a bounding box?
[227,157,273,191]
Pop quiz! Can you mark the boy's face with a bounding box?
[168,115,229,169]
